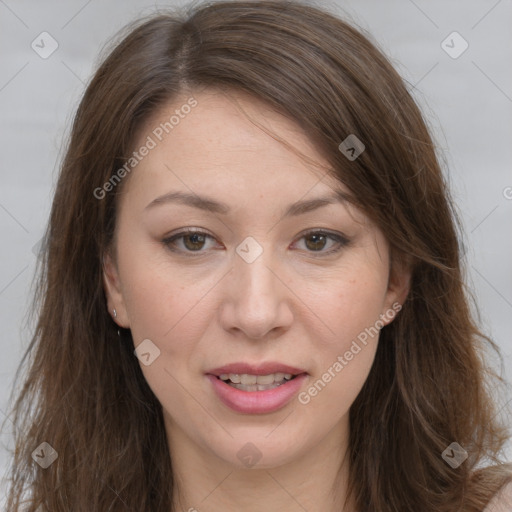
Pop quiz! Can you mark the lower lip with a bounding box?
[207,374,308,414]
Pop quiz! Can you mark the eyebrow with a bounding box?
[144,190,351,217]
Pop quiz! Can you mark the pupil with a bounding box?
[306,234,326,251]
[185,233,205,250]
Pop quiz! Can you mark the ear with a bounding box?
[380,253,412,327]
[102,250,130,328]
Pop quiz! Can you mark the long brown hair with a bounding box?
[3,1,511,510]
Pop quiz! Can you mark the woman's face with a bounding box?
[104,88,408,469]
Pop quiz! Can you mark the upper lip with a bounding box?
[207,362,307,376]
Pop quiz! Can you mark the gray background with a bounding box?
[1,0,511,502]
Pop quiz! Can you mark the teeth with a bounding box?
[255,374,274,385]
[231,382,282,392]
[219,372,295,387]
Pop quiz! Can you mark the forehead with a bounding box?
[124,88,350,204]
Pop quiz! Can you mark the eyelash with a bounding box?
[162,228,350,257]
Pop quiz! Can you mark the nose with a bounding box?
[219,247,294,340]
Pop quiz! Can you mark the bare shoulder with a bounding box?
[484,480,512,512]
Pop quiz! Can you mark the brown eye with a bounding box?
[304,233,328,251]
[163,229,216,254]
[296,230,350,256]
[182,233,207,251]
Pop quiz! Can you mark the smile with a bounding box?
[206,374,307,414]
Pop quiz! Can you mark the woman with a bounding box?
[3,1,511,510]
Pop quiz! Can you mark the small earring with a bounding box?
[112,309,121,337]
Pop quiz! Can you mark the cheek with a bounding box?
[116,240,213,353]
[298,345,377,424]
[303,262,390,349]
[295,263,388,411]
[118,251,211,416]
[298,280,385,415]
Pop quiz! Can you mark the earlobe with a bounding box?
[102,251,130,328]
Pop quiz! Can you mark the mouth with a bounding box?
[206,362,308,414]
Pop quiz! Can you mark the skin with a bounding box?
[103,88,410,512]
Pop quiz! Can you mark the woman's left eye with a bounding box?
[162,229,349,256]
[295,230,349,255]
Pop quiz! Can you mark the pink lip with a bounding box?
[207,374,307,414]
[207,362,306,377]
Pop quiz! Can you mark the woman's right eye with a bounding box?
[162,229,218,254]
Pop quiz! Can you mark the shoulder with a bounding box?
[483,480,512,512]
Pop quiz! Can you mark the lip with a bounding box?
[207,362,306,377]
[206,362,308,414]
